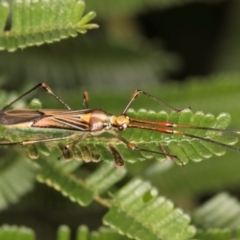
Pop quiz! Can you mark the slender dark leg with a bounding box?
[2,82,71,110]
[111,131,183,166]
[58,134,88,160]
[122,89,190,115]
[0,135,74,146]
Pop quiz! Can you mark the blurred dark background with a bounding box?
[1,0,239,91]
[138,1,230,80]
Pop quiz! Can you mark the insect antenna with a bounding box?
[128,118,240,153]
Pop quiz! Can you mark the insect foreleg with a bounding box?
[111,132,183,165]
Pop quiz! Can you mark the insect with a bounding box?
[0,83,240,167]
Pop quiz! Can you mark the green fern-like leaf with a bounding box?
[195,229,231,240]
[0,154,37,211]
[36,156,94,206]
[192,192,240,239]
[0,224,132,240]
[36,156,127,206]
[33,156,196,239]
[146,155,240,198]
[103,178,196,240]
[0,225,35,240]
[0,0,98,52]
[1,109,238,166]
[58,225,131,240]
[85,162,127,193]
[193,192,240,230]
[120,109,238,165]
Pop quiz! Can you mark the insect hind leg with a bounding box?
[2,83,71,111]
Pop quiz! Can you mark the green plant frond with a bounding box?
[22,153,196,239]
[0,1,8,32]
[86,226,131,240]
[0,154,37,211]
[0,225,35,240]
[36,153,127,206]
[103,178,196,240]
[0,224,132,240]
[0,0,98,52]
[195,229,231,240]
[195,227,240,240]
[85,162,127,193]
[146,153,240,198]
[58,225,131,240]
[193,193,240,230]
[121,109,238,165]
[1,108,238,166]
[57,225,71,240]
[36,155,94,206]
[32,155,197,239]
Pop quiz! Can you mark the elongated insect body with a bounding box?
[0,107,130,166]
[0,83,240,167]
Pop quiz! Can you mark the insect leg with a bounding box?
[122,89,190,115]
[2,83,71,111]
[111,132,184,166]
[82,91,89,109]
[58,134,88,160]
[108,145,125,168]
[0,135,74,146]
[159,143,175,161]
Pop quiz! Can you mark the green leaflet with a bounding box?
[195,229,231,240]
[85,162,127,193]
[0,225,35,240]
[0,224,131,240]
[0,0,98,52]
[147,154,240,198]
[0,1,8,32]
[0,154,37,211]
[193,193,240,230]
[61,225,131,240]
[192,193,240,240]
[36,158,127,206]
[103,178,196,240]
[36,156,94,206]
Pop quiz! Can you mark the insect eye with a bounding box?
[118,123,127,131]
[118,125,124,131]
